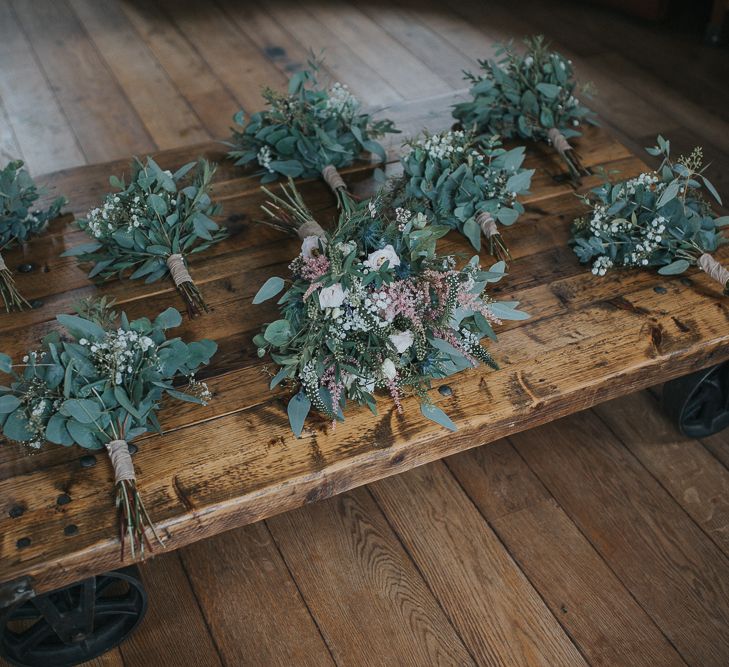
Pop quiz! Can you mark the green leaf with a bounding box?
[462,217,481,251]
[60,398,101,424]
[66,420,98,449]
[536,82,561,98]
[658,259,690,275]
[421,403,457,431]
[0,353,12,374]
[154,307,182,330]
[56,314,106,340]
[61,242,102,257]
[264,319,292,346]
[3,409,34,441]
[505,170,532,194]
[489,301,530,321]
[46,413,72,445]
[657,180,679,207]
[253,277,285,304]
[270,160,304,177]
[287,391,311,437]
[148,193,168,215]
[166,389,204,404]
[0,395,21,413]
[114,386,142,419]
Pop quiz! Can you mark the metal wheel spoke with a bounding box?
[14,620,54,653]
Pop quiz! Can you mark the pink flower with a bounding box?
[301,254,331,281]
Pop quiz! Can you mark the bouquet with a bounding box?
[0,298,217,558]
[63,158,226,317]
[227,59,398,210]
[0,159,66,311]
[252,181,528,436]
[571,136,728,294]
[453,35,597,184]
[391,129,534,261]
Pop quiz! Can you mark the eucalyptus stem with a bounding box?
[0,263,31,312]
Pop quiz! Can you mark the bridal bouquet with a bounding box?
[571,136,728,293]
[227,60,398,209]
[392,129,533,261]
[0,159,66,311]
[453,35,597,184]
[252,182,528,436]
[0,298,217,558]
[63,158,226,317]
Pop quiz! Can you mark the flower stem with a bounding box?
[0,267,31,312]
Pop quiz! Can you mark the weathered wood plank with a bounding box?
[370,462,586,665]
[511,410,729,666]
[267,488,474,665]
[446,440,685,666]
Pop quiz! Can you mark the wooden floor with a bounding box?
[1,0,728,665]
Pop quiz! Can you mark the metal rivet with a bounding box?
[64,524,79,536]
[16,263,35,273]
[16,537,31,549]
[30,299,44,309]
[79,454,97,468]
[56,494,71,506]
[8,505,25,519]
[438,385,453,397]
[653,285,667,294]
[128,443,138,455]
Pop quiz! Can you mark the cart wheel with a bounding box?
[662,362,729,438]
[0,566,147,667]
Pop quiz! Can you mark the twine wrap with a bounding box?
[0,252,6,272]
[547,128,572,156]
[475,211,498,238]
[166,253,192,287]
[321,164,346,194]
[698,253,729,288]
[106,439,136,484]
[298,220,327,240]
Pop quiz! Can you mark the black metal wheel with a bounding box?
[662,362,729,438]
[0,566,147,667]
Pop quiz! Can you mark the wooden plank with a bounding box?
[11,0,153,163]
[0,1,85,173]
[267,487,474,665]
[511,410,729,666]
[593,391,729,557]
[260,1,402,107]
[154,0,286,114]
[446,440,685,666]
[69,0,209,149]
[179,521,334,666]
[369,461,586,665]
[119,0,239,141]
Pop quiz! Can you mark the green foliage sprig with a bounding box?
[571,136,729,294]
[0,159,66,311]
[227,59,398,210]
[453,36,597,183]
[0,299,217,558]
[63,158,226,317]
[391,128,534,261]
[252,181,528,436]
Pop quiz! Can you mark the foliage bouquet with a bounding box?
[63,158,226,317]
[0,299,217,558]
[453,36,597,184]
[227,60,398,211]
[252,181,528,436]
[571,136,728,294]
[0,160,66,312]
[391,129,534,261]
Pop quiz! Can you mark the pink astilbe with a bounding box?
[303,281,322,302]
[457,289,502,326]
[300,254,331,281]
[386,377,403,413]
[321,363,344,429]
[381,279,429,330]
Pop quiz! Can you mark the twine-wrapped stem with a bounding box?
[698,253,729,295]
[167,253,207,318]
[297,220,327,241]
[547,128,588,185]
[106,439,163,561]
[0,252,31,313]
[474,211,511,263]
[321,164,354,212]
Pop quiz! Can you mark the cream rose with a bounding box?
[364,244,400,271]
[301,235,326,259]
[318,283,346,309]
[389,330,414,353]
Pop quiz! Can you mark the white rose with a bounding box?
[381,358,397,380]
[389,330,414,353]
[318,283,346,309]
[301,235,326,259]
[364,244,400,271]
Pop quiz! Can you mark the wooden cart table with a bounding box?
[1,93,728,662]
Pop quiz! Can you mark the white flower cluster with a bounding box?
[415,130,466,160]
[621,171,661,196]
[625,216,666,267]
[80,329,157,385]
[591,255,613,276]
[257,146,274,173]
[326,82,358,119]
[85,194,147,239]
